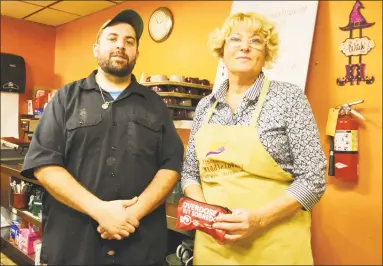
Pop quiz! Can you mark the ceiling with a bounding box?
[0,0,126,26]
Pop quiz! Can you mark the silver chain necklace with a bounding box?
[98,85,113,110]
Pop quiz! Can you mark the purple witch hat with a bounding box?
[339,0,375,31]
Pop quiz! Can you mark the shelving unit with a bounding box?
[141,80,213,126]
[157,92,204,99]
[1,199,40,266]
[1,164,40,186]
[0,167,42,266]
[141,81,212,90]
[166,105,196,110]
[11,207,41,227]
[1,228,35,266]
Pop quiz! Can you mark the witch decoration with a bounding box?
[337,0,375,86]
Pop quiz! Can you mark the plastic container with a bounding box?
[32,201,42,218]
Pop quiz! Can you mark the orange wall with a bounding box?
[0,15,56,115]
[3,0,381,264]
[53,1,233,88]
[307,1,382,265]
[54,1,382,265]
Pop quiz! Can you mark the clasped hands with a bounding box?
[212,208,266,244]
[93,197,140,240]
[93,201,265,243]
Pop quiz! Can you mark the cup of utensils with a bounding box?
[10,180,32,209]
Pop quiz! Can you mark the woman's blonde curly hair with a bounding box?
[207,12,279,69]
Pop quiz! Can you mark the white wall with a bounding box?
[213,1,319,92]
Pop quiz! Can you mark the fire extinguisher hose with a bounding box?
[328,136,335,176]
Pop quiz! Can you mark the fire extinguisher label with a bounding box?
[335,162,348,169]
[334,130,358,152]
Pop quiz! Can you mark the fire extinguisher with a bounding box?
[328,100,366,181]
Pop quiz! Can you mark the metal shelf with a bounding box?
[141,81,212,90]
[158,92,204,99]
[11,207,42,227]
[1,227,35,265]
[166,105,196,110]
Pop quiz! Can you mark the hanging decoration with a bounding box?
[336,0,375,86]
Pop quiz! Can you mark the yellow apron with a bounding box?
[193,78,313,265]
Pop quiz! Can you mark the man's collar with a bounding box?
[80,70,148,98]
[210,72,265,103]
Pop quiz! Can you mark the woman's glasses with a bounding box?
[225,35,267,50]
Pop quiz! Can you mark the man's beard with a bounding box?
[97,53,136,77]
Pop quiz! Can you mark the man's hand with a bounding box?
[97,203,140,240]
[213,209,265,244]
[93,197,139,240]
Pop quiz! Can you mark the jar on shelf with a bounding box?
[199,79,210,86]
[168,86,185,93]
[185,77,199,84]
[185,88,198,95]
[173,110,187,120]
[150,85,167,92]
[163,97,177,105]
[178,99,192,107]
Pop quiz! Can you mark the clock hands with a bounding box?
[155,17,164,24]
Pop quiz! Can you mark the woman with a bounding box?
[180,12,327,265]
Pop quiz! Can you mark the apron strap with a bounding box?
[203,100,218,124]
[250,77,271,128]
[203,77,270,126]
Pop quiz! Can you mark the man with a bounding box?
[21,9,184,265]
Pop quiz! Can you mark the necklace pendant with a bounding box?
[102,102,109,109]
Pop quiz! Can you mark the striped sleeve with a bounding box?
[284,84,327,211]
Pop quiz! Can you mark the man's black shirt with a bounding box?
[21,70,184,265]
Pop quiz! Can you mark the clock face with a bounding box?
[149,8,173,42]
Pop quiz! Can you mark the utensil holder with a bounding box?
[12,193,27,209]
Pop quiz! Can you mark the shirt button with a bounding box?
[106,156,116,166]
[111,172,115,177]
[112,146,117,151]
[113,121,117,126]
[107,250,115,256]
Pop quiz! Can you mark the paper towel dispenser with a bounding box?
[0,53,26,93]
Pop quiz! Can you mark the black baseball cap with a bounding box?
[96,9,144,44]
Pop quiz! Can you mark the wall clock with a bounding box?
[148,7,173,42]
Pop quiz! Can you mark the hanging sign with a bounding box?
[340,37,375,56]
[336,0,375,86]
